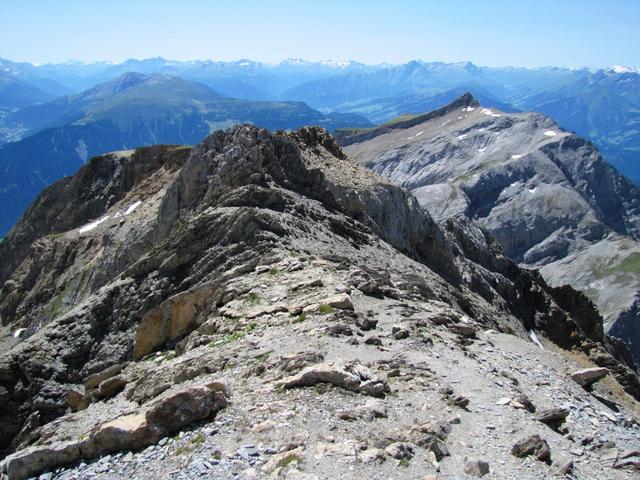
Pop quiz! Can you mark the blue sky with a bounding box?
[1,0,638,68]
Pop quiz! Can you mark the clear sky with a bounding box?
[1,0,638,68]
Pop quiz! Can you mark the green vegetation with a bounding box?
[602,252,640,275]
[381,113,418,126]
[399,458,411,467]
[592,252,640,284]
[292,312,307,323]
[190,433,205,445]
[314,383,329,395]
[246,292,262,306]
[317,304,335,314]
[154,350,176,365]
[280,452,303,468]
[208,322,258,348]
[208,330,245,348]
[268,267,280,276]
[174,445,192,456]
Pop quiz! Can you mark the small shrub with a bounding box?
[317,304,335,314]
[314,383,329,395]
[174,445,192,456]
[399,458,411,467]
[292,312,307,323]
[190,433,205,445]
[246,292,261,306]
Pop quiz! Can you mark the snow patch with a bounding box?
[13,328,27,338]
[543,130,557,137]
[124,200,142,215]
[511,154,523,159]
[463,106,476,112]
[457,116,463,120]
[528,330,544,349]
[457,134,467,140]
[481,108,502,118]
[478,147,486,153]
[528,187,537,194]
[79,215,110,233]
[415,131,424,137]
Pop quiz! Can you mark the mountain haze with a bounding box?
[0,72,371,235]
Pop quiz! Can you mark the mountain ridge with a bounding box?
[0,124,638,478]
[342,94,640,365]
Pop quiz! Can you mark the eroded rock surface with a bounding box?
[0,125,638,479]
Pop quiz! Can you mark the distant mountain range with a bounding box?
[0,56,639,234]
[0,72,371,235]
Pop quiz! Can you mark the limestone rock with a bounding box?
[0,382,228,480]
[464,457,490,477]
[571,367,609,387]
[535,407,570,429]
[277,361,389,397]
[511,434,552,464]
[384,442,414,460]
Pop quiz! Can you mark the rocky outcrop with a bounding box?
[277,361,390,397]
[0,382,228,480]
[0,125,638,478]
[342,94,640,365]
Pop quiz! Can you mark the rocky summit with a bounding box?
[0,125,639,479]
[340,93,640,367]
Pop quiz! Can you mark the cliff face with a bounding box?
[342,94,640,365]
[0,126,638,479]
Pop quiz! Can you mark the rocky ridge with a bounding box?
[341,93,640,365]
[0,125,638,479]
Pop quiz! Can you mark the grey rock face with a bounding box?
[343,93,640,364]
[0,125,638,478]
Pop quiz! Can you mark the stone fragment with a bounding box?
[356,317,378,331]
[360,448,386,463]
[384,442,414,460]
[511,434,552,464]
[66,386,88,411]
[570,367,608,387]
[464,457,490,477]
[392,325,410,340]
[422,437,450,461]
[96,374,128,400]
[364,336,382,346]
[261,447,304,473]
[551,460,574,476]
[277,361,389,397]
[291,279,323,291]
[448,323,478,337]
[322,294,354,310]
[535,408,569,429]
[84,364,125,390]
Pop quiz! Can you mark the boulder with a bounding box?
[571,367,609,387]
[384,442,414,460]
[535,408,570,429]
[261,447,304,473]
[511,434,552,464]
[464,457,490,477]
[323,294,354,310]
[551,460,574,476]
[277,361,389,397]
[84,364,125,390]
[0,382,229,480]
